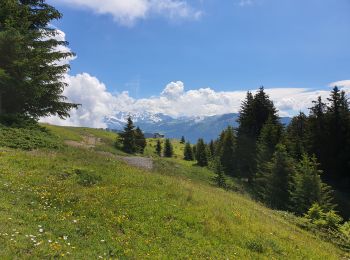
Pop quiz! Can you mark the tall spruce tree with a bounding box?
[236,88,279,181]
[263,144,295,210]
[135,127,146,154]
[180,136,185,144]
[163,139,173,158]
[121,116,136,154]
[290,154,335,215]
[219,126,236,176]
[285,112,309,160]
[155,139,162,156]
[325,87,350,188]
[0,0,78,121]
[254,117,283,195]
[183,142,194,161]
[196,138,208,167]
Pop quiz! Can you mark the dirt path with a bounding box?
[65,136,153,171]
[118,156,153,171]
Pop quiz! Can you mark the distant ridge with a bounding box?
[106,112,292,143]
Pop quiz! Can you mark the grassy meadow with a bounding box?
[0,125,347,259]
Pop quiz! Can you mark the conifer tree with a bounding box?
[255,117,282,173]
[219,126,236,176]
[192,145,197,160]
[180,136,185,144]
[196,138,208,167]
[290,154,335,215]
[209,140,215,158]
[163,139,173,158]
[155,139,162,156]
[263,144,295,210]
[213,158,226,188]
[0,0,78,121]
[236,88,279,181]
[183,142,194,161]
[135,127,146,154]
[285,112,309,160]
[121,116,136,154]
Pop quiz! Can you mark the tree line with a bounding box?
[185,87,350,218]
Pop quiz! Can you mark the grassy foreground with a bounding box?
[0,125,346,259]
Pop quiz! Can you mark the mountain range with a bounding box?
[105,112,291,143]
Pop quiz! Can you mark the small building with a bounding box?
[154,133,165,139]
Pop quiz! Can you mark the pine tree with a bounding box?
[155,139,162,156]
[192,145,197,160]
[236,88,279,181]
[121,116,136,154]
[290,154,336,215]
[135,127,146,154]
[285,112,309,160]
[213,158,226,188]
[163,139,173,158]
[0,0,78,122]
[196,138,208,167]
[219,126,236,176]
[209,140,215,158]
[263,144,295,210]
[183,142,194,161]
[255,117,282,175]
[180,136,185,144]
[325,87,350,187]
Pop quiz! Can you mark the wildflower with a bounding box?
[39,228,44,233]
[63,236,68,240]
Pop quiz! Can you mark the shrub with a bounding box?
[74,168,102,187]
[0,126,60,150]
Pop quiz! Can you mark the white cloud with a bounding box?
[329,80,350,91]
[54,0,202,25]
[42,75,350,128]
[42,73,116,128]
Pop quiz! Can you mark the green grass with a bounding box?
[0,125,347,259]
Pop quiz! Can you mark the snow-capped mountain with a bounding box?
[105,112,291,143]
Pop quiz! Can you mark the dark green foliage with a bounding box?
[135,127,146,154]
[196,138,208,167]
[213,158,226,188]
[163,139,173,158]
[209,140,215,157]
[183,142,194,161]
[0,0,78,120]
[156,139,162,156]
[180,136,185,144]
[290,155,336,215]
[307,87,350,191]
[285,112,309,160]
[74,168,102,187]
[120,117,136,154]
[236,88,279,180]
[0,126,60,150]
[262,144,295,210]
[218,126,236,176]
[192,145,197,160]
[255,117,283,184]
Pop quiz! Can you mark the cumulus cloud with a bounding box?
[42,73,116,128]
[54,0,202,25]
[329,80,350,91]
[42,74,350,128]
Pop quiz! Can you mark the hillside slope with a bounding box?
[0,125,346,259]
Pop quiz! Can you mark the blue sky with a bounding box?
[49,0,350,97]
[43,0,350,127]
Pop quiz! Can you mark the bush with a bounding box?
[340,222,350,238]
[74,168,102,187]
[0,126,60,150]
[305,203,342,229]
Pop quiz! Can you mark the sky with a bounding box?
[43,0,350,127]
